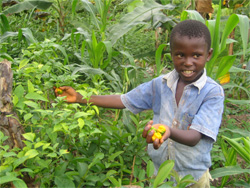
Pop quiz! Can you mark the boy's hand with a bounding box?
[54,86,79,103]
[142,120,171,149]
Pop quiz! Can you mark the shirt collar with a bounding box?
[163,69,207,94]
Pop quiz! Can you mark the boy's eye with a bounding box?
[177,54,183,58]
[193,54,200,58]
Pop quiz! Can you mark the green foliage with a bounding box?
[0,0,249,187]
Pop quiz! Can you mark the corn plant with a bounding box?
[79,0,113,40]
[210,134,250,187]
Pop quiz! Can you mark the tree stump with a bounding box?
[195,0,214,19]
[0,59,24,149]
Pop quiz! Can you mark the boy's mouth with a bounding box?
[182,70,194,76]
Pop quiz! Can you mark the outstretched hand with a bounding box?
[142,120,171,149]
[54,86,79,103]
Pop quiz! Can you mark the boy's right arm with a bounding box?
[54,86,125,109]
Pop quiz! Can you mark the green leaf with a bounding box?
[12,179,28,188]
[138,169,146,181]
[74,112,89,119]
[220,14,239,53]
[226,99,250,105]
[3,152,17,157]
[78,118,85,129]
[25,149,39,159]
[153,160,174,188]
[24,113,33,122]
[80,0,101,31]
[108,151,124,162]
[22,132,36,142]
[24,101,39,109]
[19,59,29,70]
[222,136,250,164]
[21,28,37,44]
[106,170,117,177]
[237,14,249,58]
[52,43,69,64]
[0,176,27,188]
[221,128,250,138]
[14,85,24,99]
[72,0,78,19]
[180,10,205,23]
[206,0,222,76]
[20,168,34,173]
[54,175,75,188]
[55,162,68,176]
[13,156,29,169]
[229,66,250,73]
[3,0,53,15]
[77,162,88,177]
[0,13,10,34]
[27,80,35,93]
[146,160,155,177]
[25,92,48,102]
[155,43,167,76]
[59,149,69,156]
[223,83,250,98]
[89,152,104,169]
[210,166,250,179]
[12,95,19,106]
[0,31,18,43]
[216,55,236,79]
[108,177,121,187]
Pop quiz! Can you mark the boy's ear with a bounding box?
[206,48,213,61]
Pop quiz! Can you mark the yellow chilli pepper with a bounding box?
[157,125,166,135]
[55,88,63,94]
[152,132,162,141]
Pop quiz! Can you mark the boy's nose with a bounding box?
[184,57,193,66]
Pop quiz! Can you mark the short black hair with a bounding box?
[170,20,211,51]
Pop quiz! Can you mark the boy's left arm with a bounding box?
[143,121,202,149]
[143,86,224,149]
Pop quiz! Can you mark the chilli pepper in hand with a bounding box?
[148,125,166,141]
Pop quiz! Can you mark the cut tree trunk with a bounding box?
[0,59,24,149]
[195,0,214,19]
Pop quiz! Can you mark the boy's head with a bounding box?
[169,20,213,84]
[170,20,211,52]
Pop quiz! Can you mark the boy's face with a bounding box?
[171,35,213,84]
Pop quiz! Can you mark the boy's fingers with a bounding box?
[142,124,151,138]
[146,130,154,143]
[153,139,161,149]
[142,120,154,137]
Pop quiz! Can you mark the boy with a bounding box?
[55,20,224,187]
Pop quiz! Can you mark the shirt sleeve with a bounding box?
[121,78,158,114]
[190,86,224,142]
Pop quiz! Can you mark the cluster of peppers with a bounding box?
[148,125,166,141]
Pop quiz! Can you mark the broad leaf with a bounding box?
[25,92,48,102]
[108,0,175,45]
[54,175,75,188]
[153,160,174,188]
[3,0,53,15]
[210,166,250,179]
[237,14,249,58]
[216,55,236,79]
